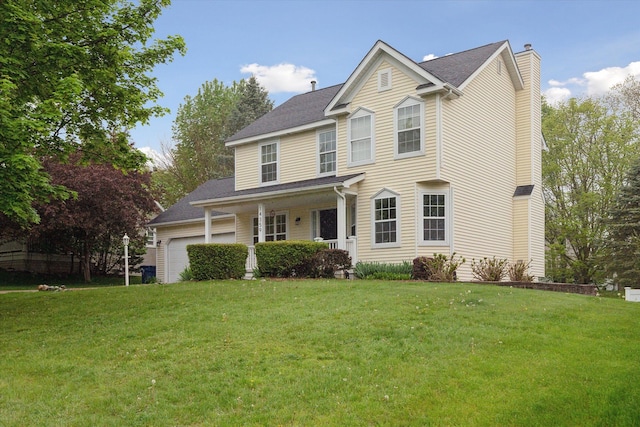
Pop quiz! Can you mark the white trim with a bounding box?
[259,139,280,186]
[394,96,425,160]
[226,119,336,147]
[325,40,445,115]
[347,107,375,167]
[149,214,235,228]
[435,93,442,180]
[418,189,451,247]
[371,188,401,249]
[316,126,337,177]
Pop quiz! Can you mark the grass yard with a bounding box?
[1,279,639,426]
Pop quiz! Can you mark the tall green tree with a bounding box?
[603,156,640,288]
[0,0,185,226]
[154,77,273,207]
[542,97,639,283]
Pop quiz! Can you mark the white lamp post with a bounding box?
[123,233,130,287]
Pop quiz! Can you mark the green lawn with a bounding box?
[1,279,638,426]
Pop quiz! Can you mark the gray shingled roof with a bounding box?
[149,174,364,225]
[418,41,507,87]
[226,40,507,144]
[148,177,235,225]
[226,84,343,143]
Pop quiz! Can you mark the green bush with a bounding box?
[471,256,508,281]
[255,241,328,277]
[353,261,412,279]
[187,243,248,280]
[178,266,193,282]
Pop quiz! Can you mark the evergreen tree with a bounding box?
[603,157,640,288]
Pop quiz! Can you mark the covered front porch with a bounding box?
[190,174,365,274]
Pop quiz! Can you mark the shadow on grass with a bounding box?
[0,269,141,290]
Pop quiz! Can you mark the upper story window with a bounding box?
[348,108,375,167]
[421,191,449,245]
[371,189,400,248]
[260,140,279,185]
[395,97,424,159]
[317,128,336,176]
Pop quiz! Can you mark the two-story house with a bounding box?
[148,39,544,283]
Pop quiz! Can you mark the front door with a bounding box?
[314,208,337,240]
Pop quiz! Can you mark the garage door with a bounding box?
[166,233,235,283]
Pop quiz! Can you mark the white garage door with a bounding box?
[166,233,235,283]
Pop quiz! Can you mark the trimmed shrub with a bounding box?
[471,256,508,281]
[412,256,433,280]
[353,261,412,279]
[310,249,352,278]
[255,241,328,278]
[508,260,535,282]
[424,253,465,282]
[187,243,248,280]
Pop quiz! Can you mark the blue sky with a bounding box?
[132,0,640,157]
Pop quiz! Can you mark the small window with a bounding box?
[145,228,156,248]
[317,128,336,176]
[378,68,392,92]
[394,97,424,158]
[421,192,448,244]
[371,189,400,247]
[348,108,375,166]
[260,141,278,184]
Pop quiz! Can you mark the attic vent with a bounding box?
[378,68,392,92]
[497,59,502,75]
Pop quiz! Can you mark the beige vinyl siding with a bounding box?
[440,55,517,280]
[155,217,235,282]
[279,130,319,184]
[234,145,259,190]
[339,60,439,264]
[515,50,545,279]
[512,198,530,262]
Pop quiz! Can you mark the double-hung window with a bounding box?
[253,213,287,243]
[260,141,279,185]
[317,128,336,176]
[421,192,448,244]
[372,189,400,247]
[395,97,424,158]
[348,108,374,166]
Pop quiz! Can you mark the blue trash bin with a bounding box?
[140,266,157,283]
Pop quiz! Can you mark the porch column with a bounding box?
[204,208,211,243]
[258,203,266,242]
[336,191,347,250]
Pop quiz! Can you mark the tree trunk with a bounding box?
[82,243,92,283]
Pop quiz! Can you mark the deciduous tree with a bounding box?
[153,77,273,206]
[542,97,639,283]
[0,0,185,225]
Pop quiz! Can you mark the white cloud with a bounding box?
[240,63,317,94]
[544,61,640,104]
[422,54,438,61]
[543,87,573,105]
[138,146,168,169]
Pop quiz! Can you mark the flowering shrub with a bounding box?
[508,260,535,282]
[422,253,465,282]
[471,257,508,281]
[310,249,352,278]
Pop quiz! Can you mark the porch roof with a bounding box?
[191,173,365,211]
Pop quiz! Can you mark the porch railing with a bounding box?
[245,237,357,277]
